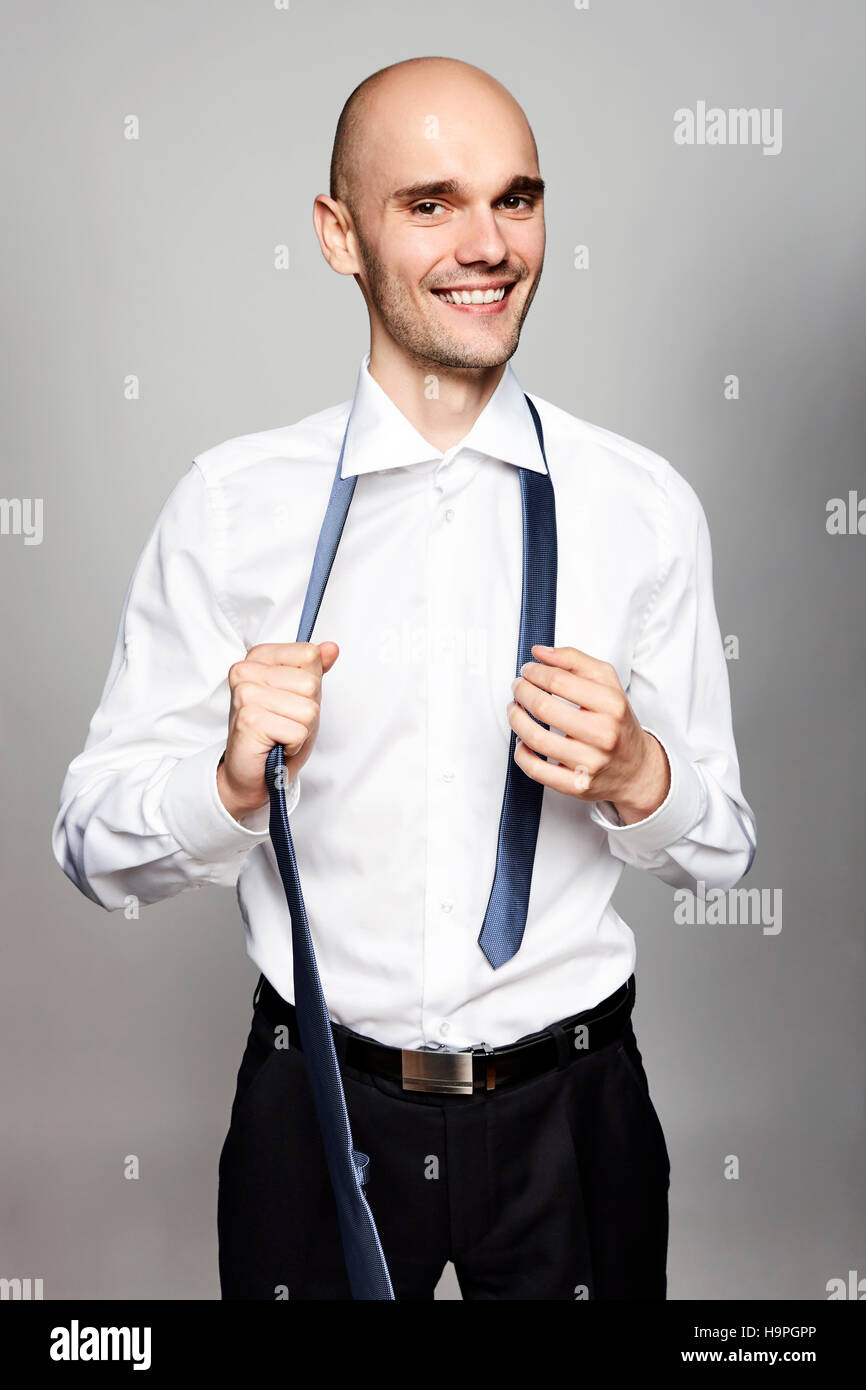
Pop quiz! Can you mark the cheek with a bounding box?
[396,237,447,289]
[513,223,545,270]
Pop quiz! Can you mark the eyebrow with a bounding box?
[387,174,546,204]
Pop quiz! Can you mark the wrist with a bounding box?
[217,756,268,823]
[612,731,670,825]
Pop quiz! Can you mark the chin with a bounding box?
[418,331,520,371]
[446,341,519,369]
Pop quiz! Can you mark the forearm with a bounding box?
[591,735,756,891]
[53,741,295,911]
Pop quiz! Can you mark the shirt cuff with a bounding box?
[588,726,706,856]
[161,739,300,863]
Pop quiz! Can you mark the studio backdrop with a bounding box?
[1,0,863,1299]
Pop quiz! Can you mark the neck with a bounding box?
[367,337,506,454]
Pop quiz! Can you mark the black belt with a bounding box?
[256,973,635,1096]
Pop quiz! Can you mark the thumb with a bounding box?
[317,640,340,673]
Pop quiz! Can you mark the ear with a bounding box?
[312,195,363,277]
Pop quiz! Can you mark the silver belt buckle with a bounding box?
[401,1045,475,1096]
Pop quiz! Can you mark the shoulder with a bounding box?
[190,397,352,486]
[525,388,706,532]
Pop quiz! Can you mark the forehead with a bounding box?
[360,80,538,199]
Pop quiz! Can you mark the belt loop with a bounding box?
[548,1020,573,1070]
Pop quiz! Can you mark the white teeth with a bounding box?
[433,285,508,305]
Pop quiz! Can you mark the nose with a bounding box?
[452,204,510,268]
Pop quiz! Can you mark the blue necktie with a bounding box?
[264,392,556,1300]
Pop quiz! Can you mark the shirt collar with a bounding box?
[340,350,547,479]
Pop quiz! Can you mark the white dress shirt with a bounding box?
[52,352,756,1049]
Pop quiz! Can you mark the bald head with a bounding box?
[317,55,545,373]
[329,56,538,225]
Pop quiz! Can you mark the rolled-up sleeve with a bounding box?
[51,462,299,911]
[589,466,756,890]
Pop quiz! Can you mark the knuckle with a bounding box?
[598,721,618,752]
[228,660,247,685]
[299,672,319,700]
[536,693,553,724]
[234,680,258,706]
[235,704,259,732]
[293,702,314,729]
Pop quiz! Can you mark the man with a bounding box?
[52,56,756,1300]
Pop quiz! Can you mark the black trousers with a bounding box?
[217,974,670,1300]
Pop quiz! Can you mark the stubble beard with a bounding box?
[354,228,538,372]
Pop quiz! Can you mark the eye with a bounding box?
[408,194,537,218]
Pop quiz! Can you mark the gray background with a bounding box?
[2,0,864,1299]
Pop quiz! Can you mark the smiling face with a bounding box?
[329,61,546,372]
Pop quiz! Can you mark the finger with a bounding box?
[517,661,626,715]
[244,641,325,672]
[318,641,340,673]
[507,701,606,774]
[230,659,321,699]
[513,669,625,725]
[513,737,599,798]
[233,683,319,728]
[233,706,312,754]
[529,644,622,690]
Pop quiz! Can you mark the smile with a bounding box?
[430,283,516,314]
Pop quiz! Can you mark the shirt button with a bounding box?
[440,899,454,914]
[444,508,455,522]
[442,769,455,782]
[440,1021,450,1036]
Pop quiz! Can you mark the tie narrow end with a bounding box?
[352,1150,371,1186]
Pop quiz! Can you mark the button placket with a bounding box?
[421,454,465,1044]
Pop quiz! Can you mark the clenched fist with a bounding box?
[217,641,340,822]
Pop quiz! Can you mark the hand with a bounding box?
[217,641,340,821]
[507,644,670,823]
